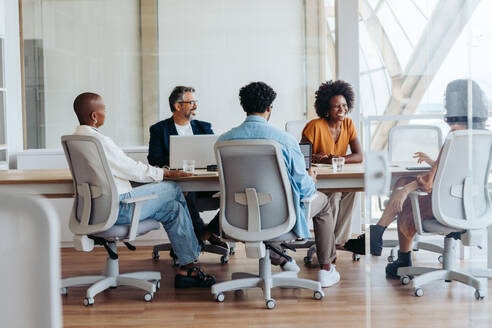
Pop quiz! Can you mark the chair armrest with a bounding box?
[409,190,428,197]
[124,194,157,241]
[212,192,221,198]
[121,194,157,204]
[301,193,318,204]
[408,190,427,235]
[301,193,318,220]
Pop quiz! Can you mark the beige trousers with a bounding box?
[270,191,356,266]
[325,191,356,246]
[310,191,337,265]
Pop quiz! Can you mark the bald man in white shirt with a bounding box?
[72,92,215,289]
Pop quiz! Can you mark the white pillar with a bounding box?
[4,0,23,168]
[336,0,361,233]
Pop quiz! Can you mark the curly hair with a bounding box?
[239,82,277,114]
[314,80,355,119]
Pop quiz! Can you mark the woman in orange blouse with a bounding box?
[302,80,363,164]
[301,80,363,246]
[344,79,489,278]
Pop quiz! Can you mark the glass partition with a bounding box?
[21,0,309,149]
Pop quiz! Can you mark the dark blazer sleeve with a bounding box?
[192,120,214,135]
[147,123,169,167]
[203,121,214,135]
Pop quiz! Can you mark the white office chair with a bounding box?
[60,135,161,306]
[397,130,492,299]
[384,125,444,262]
[0,193,62,328]
[285,119,308,142]
[211,140,324,309]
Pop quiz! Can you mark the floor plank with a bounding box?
[61,242,492,328]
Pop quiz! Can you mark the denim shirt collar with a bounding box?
[245,115,268,124]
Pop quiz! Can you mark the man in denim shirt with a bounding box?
[218,82,340,287]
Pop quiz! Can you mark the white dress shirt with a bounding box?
[73,125,163,194]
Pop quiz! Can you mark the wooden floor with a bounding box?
[61,243,492,328]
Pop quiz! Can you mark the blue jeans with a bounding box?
[116,181,200,266]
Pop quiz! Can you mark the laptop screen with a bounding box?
[169,135,219,169]
[299,142,312,170]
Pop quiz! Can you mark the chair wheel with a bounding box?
[400,275,411,285]
[266,299,276,309]
[60,287,68,296]
[83,297,94,306]
[229,247,235,256]
[154,280,161,290]
[215,293,225,302]
[352,253,360,261]
[152,250,160,261]
[438,255,443,264]
[220,255,229,264]
[171,258,178,267]
[144,292,153,302]
[304,256,312,265]
[387,256,395,263]
[414,288,424,297]
[314,291,324,300]
[475,290,485,300]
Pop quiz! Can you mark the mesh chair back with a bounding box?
[285,120,308,142]
[432,130,492,230]
[61,135,119,234]
[388,125,443,163]
[0,194,62,328]
[215,140,296,241]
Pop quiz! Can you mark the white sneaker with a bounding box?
[318,265,340,287]
[281,259,300,273]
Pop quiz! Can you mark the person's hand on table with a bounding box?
[319,154,336,164]
[413,152,435,166]
[164,169,192,179]
[312,152,326,163]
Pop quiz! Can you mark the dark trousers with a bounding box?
[185,192,220,239]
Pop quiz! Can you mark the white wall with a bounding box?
[23,0,143,148]
[158,0,307,134]
[3,0,24,168]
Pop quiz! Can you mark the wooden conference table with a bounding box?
[0,163,420,196]
[1,163,491,269]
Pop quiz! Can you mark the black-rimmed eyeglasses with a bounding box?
[178,100,199,106]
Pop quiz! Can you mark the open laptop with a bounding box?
[169,135,219,169]
[299,142,312,170]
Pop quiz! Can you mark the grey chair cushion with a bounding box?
[422,218,462,234]
[91,219,161,239]
[222,231,298,243]
[267,231,299,242]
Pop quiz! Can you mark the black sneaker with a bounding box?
[175,266,216,288]
[343,234,366,255]
[385,251,412,279]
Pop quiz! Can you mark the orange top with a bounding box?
[302,118,357,156]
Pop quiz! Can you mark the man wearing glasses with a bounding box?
[148,86,225,247]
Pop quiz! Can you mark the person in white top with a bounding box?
[72,92,215,288]
[147,86,226,249]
